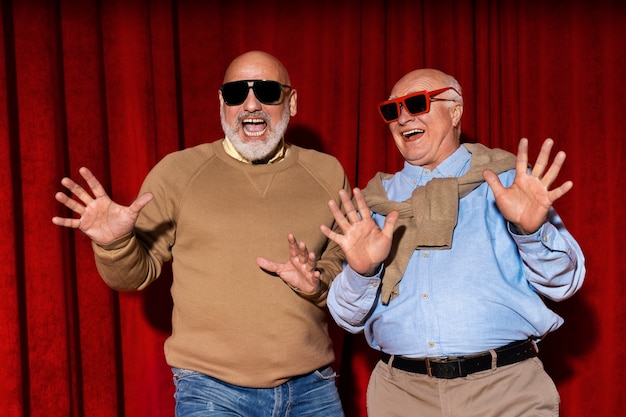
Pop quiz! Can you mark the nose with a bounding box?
[242,85,262,112]
[397,103,415,124]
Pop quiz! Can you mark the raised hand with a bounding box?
[52,167,153,245]
[482,138,573,234]
[321,188,399,276]
[256,234,321,294]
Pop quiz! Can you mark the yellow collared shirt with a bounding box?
[222,136,288,164]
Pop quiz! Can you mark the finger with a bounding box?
[542,150,567,187]
[296,240,310,265]
[286,235,309,265]
[51,216,81,229]
[339,189,360,223]
[328,199,351,232]
[79,167,109,199]
[320,224,344,245]
[531,138,554,178]
[55,191,86,215]
[61,177,94,206]
[381,210,400,238]
[306,251,317,270]
[129,192,154,214]
[516,138,530,175]
[287,234,301,257]
[548,180,573,203]
[482,169,505,198]
[256,256,280,273]
[353,188,372,220]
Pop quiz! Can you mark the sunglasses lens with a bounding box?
[404,94,427,115]
[221,80,286,105]
[253,81,283,104]
[221,81,250,105]
[379,103,399,122]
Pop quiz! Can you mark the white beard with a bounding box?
[220,106,290,162]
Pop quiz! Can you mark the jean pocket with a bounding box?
[315,365,338,380]
[172,367,202,381]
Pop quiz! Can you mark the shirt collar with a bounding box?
[400,145,472,182]
[222,136,288,164]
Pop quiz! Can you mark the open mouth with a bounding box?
[242,117,267,137]
[402,129,424,140]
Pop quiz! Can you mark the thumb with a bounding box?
[482,169,504,196]
[381,210,400,238]
[129,192,154,214]
[256,256,279,273]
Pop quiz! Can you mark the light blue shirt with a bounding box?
[327,145,585,357]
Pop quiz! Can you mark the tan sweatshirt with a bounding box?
[92,140,349,387]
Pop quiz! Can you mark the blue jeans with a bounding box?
[172,366,345,417]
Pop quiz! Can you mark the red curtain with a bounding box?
[1,0,624,416]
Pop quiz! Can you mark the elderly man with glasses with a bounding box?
[323,68,585,417]
[53,50,348,417]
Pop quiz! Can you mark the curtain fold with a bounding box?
[2,1,624,416]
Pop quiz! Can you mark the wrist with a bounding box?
[510,222,538,236]
[356,263,382,277]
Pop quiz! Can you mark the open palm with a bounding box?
[482,138,573,234]
[321,188,399,276]
[52,167,153,245]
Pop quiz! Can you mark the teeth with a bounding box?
[247,132,264,137]
[239,114,268,137]
[243,118,265,124]
[403,129,424,138]
[242,117,267,137]
[243,128,266,137]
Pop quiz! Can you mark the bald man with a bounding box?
[53,51,347,416]
[324,68,585,417]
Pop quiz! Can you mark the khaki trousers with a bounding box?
[367,357,559,417]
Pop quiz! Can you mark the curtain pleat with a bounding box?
[1,0,624,416]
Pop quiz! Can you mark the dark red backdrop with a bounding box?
[2,0,624,416]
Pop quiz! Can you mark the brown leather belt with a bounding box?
[380,339,537,379]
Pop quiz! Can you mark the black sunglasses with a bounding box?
[220,79,292,106]
[378,87,461,123]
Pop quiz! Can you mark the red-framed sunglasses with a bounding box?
[378,87,462,123]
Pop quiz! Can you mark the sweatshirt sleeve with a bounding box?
[92,152,184,291]
[92,230,163,291]
[295,154,352,307]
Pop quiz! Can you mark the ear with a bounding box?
[288,89,298,117]
[218,89,225,107]
[451,103,463,127]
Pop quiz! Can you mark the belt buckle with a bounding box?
[429,357,464,379]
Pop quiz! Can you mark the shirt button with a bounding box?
[371,282,378,288]
[422,293,429,299]
[543,236,548,242]
[423,252,429,258]
[424,170,431,176]
[429,342,435,348]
